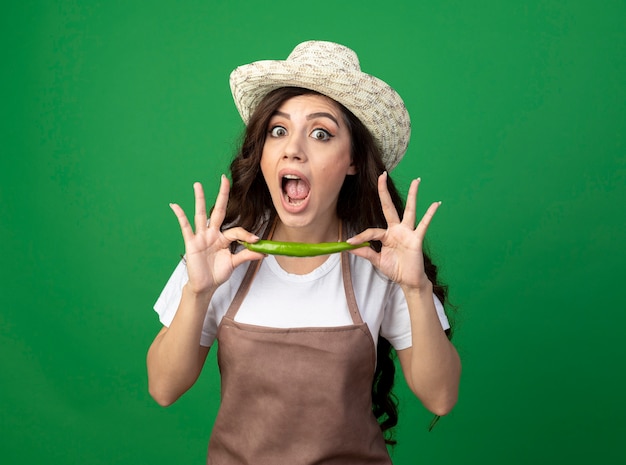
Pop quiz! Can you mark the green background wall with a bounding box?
[2,1,624,463]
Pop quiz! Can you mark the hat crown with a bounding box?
[286,41,361,72]
[230,40,410,171]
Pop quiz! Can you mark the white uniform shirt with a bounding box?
[154,253,450,350]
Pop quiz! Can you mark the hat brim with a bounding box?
[230,60,410,171]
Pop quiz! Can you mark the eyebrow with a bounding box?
[273,110,340,127]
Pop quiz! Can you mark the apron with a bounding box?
[207,230,392,464]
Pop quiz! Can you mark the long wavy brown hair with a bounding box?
[222,87,452,445]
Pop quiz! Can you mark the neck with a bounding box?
[271,217,341,244]
[269,215,342,275]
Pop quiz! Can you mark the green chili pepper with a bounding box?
[238,240,370,257]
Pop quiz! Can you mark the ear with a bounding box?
[347,161,357,175]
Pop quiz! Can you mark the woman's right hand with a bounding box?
[169,176,264,296]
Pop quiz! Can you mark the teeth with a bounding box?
[283,174,301,180]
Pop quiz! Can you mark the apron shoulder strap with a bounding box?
[340,222,364,326]
[340,251,364,326]
[224,216,276,320]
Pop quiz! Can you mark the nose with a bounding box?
[282,131,307,162]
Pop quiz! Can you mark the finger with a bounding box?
[224,226,266,267]
[193,182,208,232]
[415,201,442,239]
[231,249,266,268]
[209,175,230,229]
[222,227,260,244]
[378,172,400,225]
[402,178,420,228]
[170,202,194,242]
[347,245,380,264]
[346,228,387,245]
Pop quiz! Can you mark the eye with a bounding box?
[311,128,333,141]
[269,126,287,137]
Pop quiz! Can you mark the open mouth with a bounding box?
[282,174,310,206]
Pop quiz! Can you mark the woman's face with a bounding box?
[260,94,356,232]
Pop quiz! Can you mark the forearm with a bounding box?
[401,282,461,416]
[147,284,213,406]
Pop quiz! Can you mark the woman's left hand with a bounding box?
[347,172,441,291]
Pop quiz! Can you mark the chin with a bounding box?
[275,212,313,229]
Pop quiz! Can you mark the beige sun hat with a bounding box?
[229,40,411,171]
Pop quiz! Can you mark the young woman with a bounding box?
[148,41,461,464]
